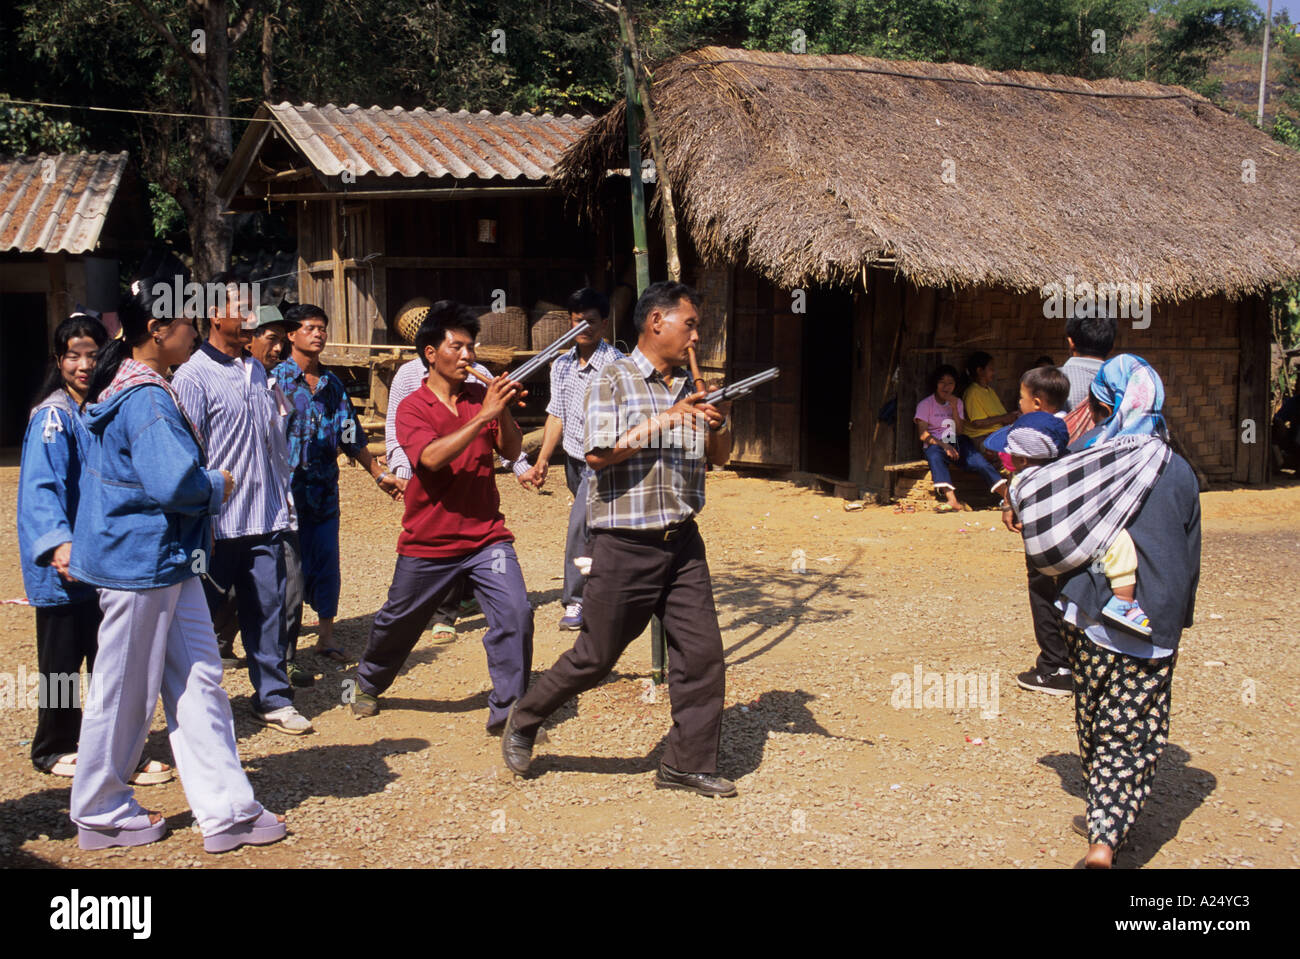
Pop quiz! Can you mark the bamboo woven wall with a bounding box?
[916,287,1247,480]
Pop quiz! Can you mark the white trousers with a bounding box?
[70,577,264,836]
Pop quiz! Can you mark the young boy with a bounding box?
[1018,365,1070,416]
[990,410,1151,637]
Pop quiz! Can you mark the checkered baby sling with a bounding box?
[1010,435,1172,576]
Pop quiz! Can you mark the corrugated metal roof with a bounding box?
[0,152,129,254]
[266,103,595,181]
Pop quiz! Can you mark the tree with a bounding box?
[20,0,265,280]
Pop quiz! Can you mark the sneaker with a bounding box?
[1015,667,1073,696]
[254,705,314,735]
[558,603,583,631]
[351,691,379,718]
[287,661,315,688]
[1101,596,1153,636]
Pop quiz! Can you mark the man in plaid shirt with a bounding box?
[517,288,624,630]
[502,281,739,797]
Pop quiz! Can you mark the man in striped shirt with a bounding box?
[502,281,738,797]
[517,288,624,630]
[171,275,311,736]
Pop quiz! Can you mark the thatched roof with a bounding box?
[557,46,1300,300]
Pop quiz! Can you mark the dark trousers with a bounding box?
[1027,558,1069,673]
[563,454,591,606]
[202,532,291,712]
[31,597,101,771]
[357,543,534,729]
[214,528,304,663]
[299,513,342,619]
[513,522,726,774]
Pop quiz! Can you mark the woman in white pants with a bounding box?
[68,293,286,853]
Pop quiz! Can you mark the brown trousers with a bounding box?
[512,521,726,773]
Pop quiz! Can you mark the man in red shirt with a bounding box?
[352,301,533,734]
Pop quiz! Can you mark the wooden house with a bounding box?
[0,152,148,446]
[217,103,607,373]
[557,47,1300,490]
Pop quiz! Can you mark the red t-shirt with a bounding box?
[395,379,513,558]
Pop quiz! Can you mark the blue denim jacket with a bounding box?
[17,392,98,607]
[70,383,226,590]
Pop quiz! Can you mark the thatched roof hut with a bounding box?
[559,45,1300,301]
[558,47,1292,489]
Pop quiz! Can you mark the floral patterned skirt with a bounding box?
[1063,621,1176,850]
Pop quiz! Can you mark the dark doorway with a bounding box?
[800,288,853,478]
[0,293,50,447]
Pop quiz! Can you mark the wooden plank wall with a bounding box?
[729,268,800,469]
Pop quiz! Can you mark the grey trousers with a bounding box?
[71,577,264,836]
[563,454,592,606]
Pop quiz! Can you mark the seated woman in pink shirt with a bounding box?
[914,364,1008,512]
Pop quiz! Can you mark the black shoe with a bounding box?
[500,703,535,776]
[1015,668,1073,696]
[654,763,738,798]
[287,661,315,688]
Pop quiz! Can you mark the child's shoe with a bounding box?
[1102,596,1152,637]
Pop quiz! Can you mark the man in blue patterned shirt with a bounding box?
[275,304,404,663]
[517,289,624,630]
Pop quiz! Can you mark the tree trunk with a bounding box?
[187,0,234,282]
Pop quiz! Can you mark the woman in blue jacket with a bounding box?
[69,295,285,853]
[18,312,173,786]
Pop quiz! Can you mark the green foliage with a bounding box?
[1273,114,1300,148]
[1146,0,1261,92]
[0,96,86,154]
[149,181,186,244]
[3,0,1282,259]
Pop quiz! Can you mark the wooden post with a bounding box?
[329,199,347,332]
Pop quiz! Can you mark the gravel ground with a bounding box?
[0,459,1296,869]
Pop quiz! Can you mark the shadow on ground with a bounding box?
[1038,744,1216,868]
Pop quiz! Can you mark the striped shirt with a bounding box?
[172,342,294,539]
[385,357,524,480]
[1061,356,1104,412]
[584,347,706,531]
[546,339,624,460]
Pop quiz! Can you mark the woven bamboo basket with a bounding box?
[477,306,529,349]
[530,309,571,350]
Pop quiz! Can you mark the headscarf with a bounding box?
[1090,354,1166,444]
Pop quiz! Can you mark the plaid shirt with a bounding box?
[547,339,624,460]
[584,347,706,531]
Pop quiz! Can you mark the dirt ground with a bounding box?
[0,459,1296,869]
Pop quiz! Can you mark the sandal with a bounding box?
[935,504,958,513]
[431,623,456,643]
[204,809,286,854]
[130,758,174,786]
[312,645,349,664]
[47,753,78,777]
[77,811,167,850]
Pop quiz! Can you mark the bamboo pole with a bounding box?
[618,2,682,282]
[618,11,651,296]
